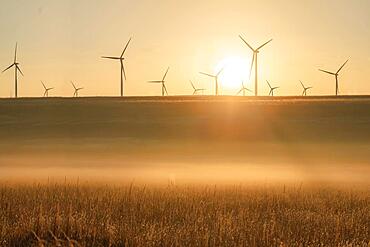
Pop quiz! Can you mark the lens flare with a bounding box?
[215,56,251,90]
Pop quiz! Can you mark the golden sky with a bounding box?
[0,0,369,97]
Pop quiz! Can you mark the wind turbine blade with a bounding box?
[248,54,255,80]
[162,67,170,81]
[246,88,253,92]
[190,80,196,90]
[319,69,336,75]
[122,64,127,80]
[237,88,243,95]
[2,64,15,73]
[217,68,224,77]
[239,35,254,51]
[243,81,248,89]
[266,80,272,89]
[121,37,132,58]
[164,84,169,95]
[101,56,120,60]
[257,39,273,50]
[16,65,24,76]
[71,81,77,89]
[337,59,349,74]
[241,81,245,88]
[14,43,17,63]
[147,81,162,83]
[41,81,47,90]
[199,72,215,78]
[299,80,305,89]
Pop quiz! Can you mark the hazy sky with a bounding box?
[0,0,369,97]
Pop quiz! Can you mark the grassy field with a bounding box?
[0,96,369,246]
[1,183,369,246]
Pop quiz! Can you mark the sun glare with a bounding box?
[215,56,251,91]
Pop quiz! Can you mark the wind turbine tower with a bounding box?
[237,81,253,96]
[190,80,206,95]
[267,80,279,96]
[319,60,348,96]
[41,81,54,97]
[299,80,312,96]
[71,81,83,97]
[239,35,272,96]
[148,67,170,96]
[102,38,132,96]
[2,43,24,98]
[199,68,223,96]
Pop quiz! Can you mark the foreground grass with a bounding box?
[0,183,369,246]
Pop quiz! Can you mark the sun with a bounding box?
[215,56,251,90]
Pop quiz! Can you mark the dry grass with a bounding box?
[0,182,369,246]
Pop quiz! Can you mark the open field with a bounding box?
[0,96,369,246]
[1,183,369,246]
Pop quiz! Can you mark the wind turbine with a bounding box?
[299,80,312,96]
[148,67,170,96]
[71,81,83,97]
[319,59,348,96]
[41,81,54,97]
[199,68,223,96]
[2,43,23,98]
[237,81,253,96]
[190,80,205,95]
[102,37,132,97]
[239,35,272,96]
[266,80,279,96]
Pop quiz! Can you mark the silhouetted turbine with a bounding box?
[239,35,272,96]
[71,81,83,97]
[2,43,23,98]
[237,81,253,96]
[190,80,205,95]
[199,68,223,96]
[41,81,54,97]
[266,80,279,96]
[299,80,312,96]
[319,59,348,96]
[102,37,132,97]
[148,67,170,96]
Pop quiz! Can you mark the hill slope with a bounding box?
[0,96,369,182]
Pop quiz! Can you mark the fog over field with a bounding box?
[0,96,369,184]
